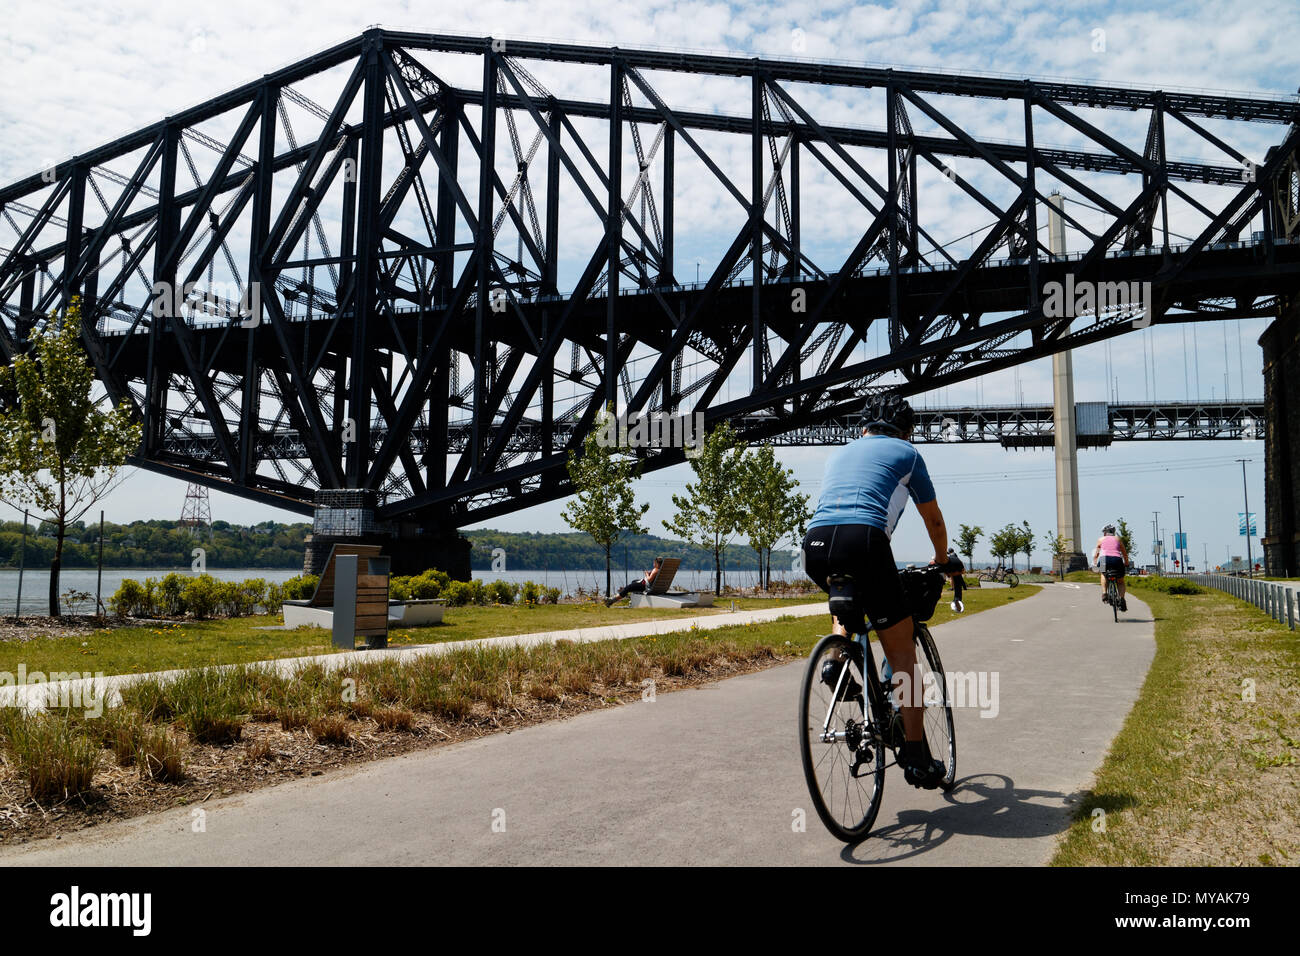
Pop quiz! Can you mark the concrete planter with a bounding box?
[387,599,445,626]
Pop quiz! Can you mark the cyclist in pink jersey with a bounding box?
[1091,524,1130,611]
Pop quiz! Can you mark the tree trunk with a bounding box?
[49,520,65,617]
[714,548,722,597]
[605,547,612,599]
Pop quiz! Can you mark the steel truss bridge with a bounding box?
[1,29,1298,530]
[160,399,1266,460]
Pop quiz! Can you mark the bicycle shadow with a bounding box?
[838,772,1123,864]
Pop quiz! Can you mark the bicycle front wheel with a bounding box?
[913,624,958,791]
[798,634,886,843]
[1005,572,1019,588]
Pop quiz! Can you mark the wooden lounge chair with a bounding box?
[628,557,714,608]
[282,544,391,647]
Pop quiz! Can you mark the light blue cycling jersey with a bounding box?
[807,434,936,537]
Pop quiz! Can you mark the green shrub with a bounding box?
[486,580,518,605]
[183,574,221,619]
[109,578,146,618]
[239,578,268,615]
[282,574,319,601]
[542,586,562,604]
[392,568,450,601]
[158,572,187,617]
[520,580,541,604]
[1128,576,1204,595]
[139,578,160,617]
[264,581,285,612]
[213,579,240,617]
[443,579,488,606]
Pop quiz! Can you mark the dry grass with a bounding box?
[308,714,352,746]
[373,707,415,732]
[136,726,184,783]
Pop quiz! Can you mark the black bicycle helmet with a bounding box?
[1102,524,1116,535]
[862,393,915,437]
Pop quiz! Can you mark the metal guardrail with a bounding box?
[1189,574,1296,631]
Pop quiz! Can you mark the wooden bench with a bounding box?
[282,544,391,648]
[628,556,714,608]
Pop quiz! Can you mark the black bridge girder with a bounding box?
[1,29,1298,529]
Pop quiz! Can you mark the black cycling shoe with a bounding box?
[899,740,945,790]
[902,758,946,790]
[1119,599,1128,612]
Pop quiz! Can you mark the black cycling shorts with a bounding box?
[1102,555,1125,577]
[802,523,910,631]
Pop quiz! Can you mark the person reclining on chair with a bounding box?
[801,393,956,790]
[605,557,663,607]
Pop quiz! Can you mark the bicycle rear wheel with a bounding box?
[798,634,886,842]
[913,624,958,791]
[1005,572,1019,588]
[1110,581,1119,622]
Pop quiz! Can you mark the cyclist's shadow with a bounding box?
[839,772,1092,864]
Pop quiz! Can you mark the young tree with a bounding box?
[1044,531,1073,576]
[956,523,983,569]
[560,406,649,599]
[0,302,140,615]
[992,523,1021,570]
[663,422,747,595]
[1115,518,1135,562]
[1019,519,1035,570]
[737,445,811,590]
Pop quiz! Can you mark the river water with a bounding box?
[0,566,782,615]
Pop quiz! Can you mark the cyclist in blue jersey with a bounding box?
[801,394,955,790]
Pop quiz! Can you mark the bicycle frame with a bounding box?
[815,627,897,759]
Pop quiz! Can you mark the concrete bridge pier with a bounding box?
[1048,192,1089,572]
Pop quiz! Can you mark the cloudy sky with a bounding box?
[1,0,1296,568]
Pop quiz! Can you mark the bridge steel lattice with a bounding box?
[1,29,1298,570]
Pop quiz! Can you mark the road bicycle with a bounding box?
[976,565,1019,588]
[798,559,965,843]
[1101,569,1123,622]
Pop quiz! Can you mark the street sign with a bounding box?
[1238,512,1257,536]
[1174,532,1187,549]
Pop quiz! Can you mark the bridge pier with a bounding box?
[1048,193,1089,572]
[302,490,472,581]
[1262,297,1300,577]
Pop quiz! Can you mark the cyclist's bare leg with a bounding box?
[876,616,923,742]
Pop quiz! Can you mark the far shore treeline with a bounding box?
[0,519,797,573]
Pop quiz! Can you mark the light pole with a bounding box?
[1153,511,1162,574]
[1237,459,1253,577]
[1173,495,1186,573]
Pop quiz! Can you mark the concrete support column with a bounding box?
[1048,192,1088,572]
